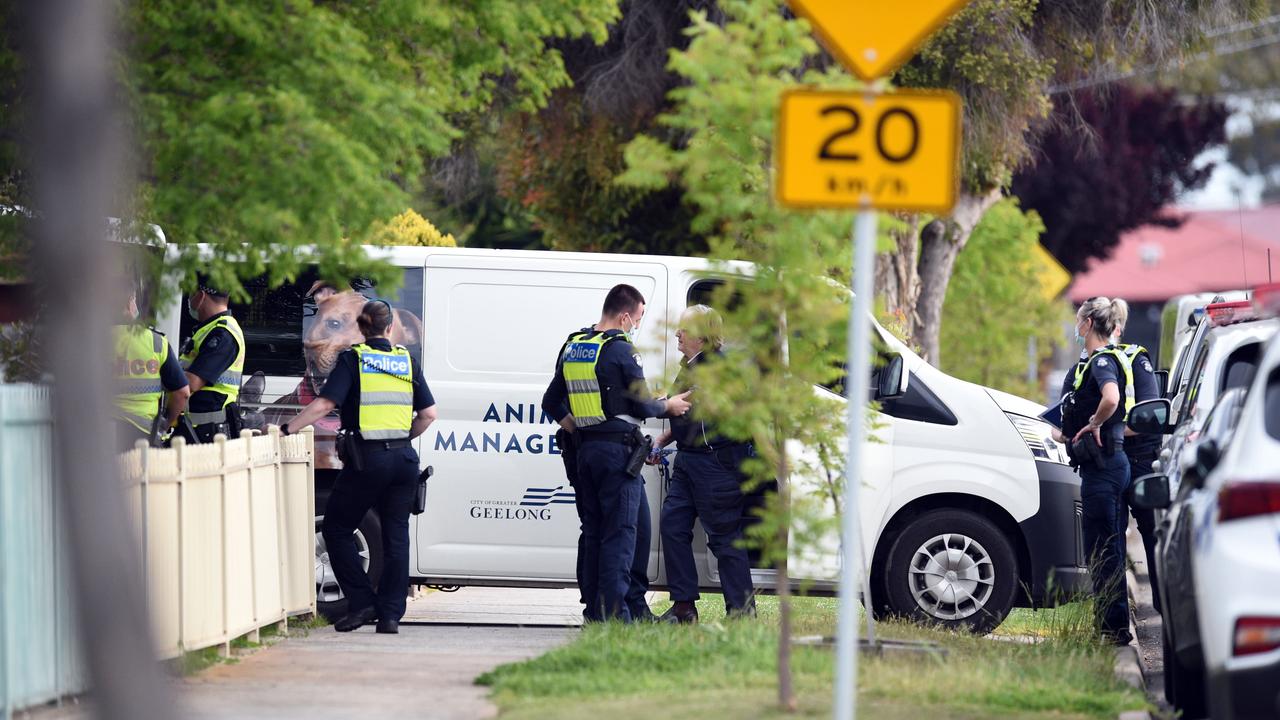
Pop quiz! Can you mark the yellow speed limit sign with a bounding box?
[776,88,962,213]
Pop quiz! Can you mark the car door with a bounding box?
[1163,389,1246,654]
[414,253,668,582]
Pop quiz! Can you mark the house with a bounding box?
[1066,205,1280,364]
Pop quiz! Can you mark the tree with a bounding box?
[940,199,1067,397]
[115,2,617,293]
[1228,118,1280,203]
[368,210,457,248]
[1010,86,1228,274]
[619,2,860,710]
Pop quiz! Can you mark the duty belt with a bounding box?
[187,408,228,426]
[360,438,413,450]
[580,431,634,444]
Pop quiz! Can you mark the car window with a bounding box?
[1202,388,1246,447]
[1177,339,1212,421]
[1266,369,1280,441]
[1219,342,1262,394]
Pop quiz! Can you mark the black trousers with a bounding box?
[1126,443,1162,613]
[321,443,419,621]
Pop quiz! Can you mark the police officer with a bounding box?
[1057,297,1132,645]
[1111,316,1163,613]
[541,284,691,623]
[178,281,245,443]
[113,281,189,451]
[651,305,756,623]
[283,300,437,633]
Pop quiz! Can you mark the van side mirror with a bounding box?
[876,354,908,400]
[1154,370,1169,399]
[1127,398,1175,435]
[1131,473,1171,510]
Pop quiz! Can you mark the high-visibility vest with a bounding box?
[180,314,245,426]
[114,325,168,433]
[352,344,414,440]
[1073,346,1135,418]
[559,330,629,428]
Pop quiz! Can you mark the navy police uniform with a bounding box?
[1120,345,1162,612]
[1065,349,1131,639]
[179,310,242,443]
[542,328,664,623]
[660,349,756,614]
[317,338,434,624]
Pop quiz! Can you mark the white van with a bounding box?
[160,246,1087,633]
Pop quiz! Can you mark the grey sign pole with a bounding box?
[833,209,877,720]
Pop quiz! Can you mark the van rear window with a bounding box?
[179,268,424,380]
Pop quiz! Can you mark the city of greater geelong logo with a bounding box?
[519,486,576,506]
[563,343,598,363]
[469,486,577,521]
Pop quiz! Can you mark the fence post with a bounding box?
[242,429,259,642]
[270,425,288,630]
[173,436,186,654]
[1,389,10,720]
[217,434,231,658]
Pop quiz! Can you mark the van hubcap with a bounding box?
[315,516,371,604]
[908,533,995,621]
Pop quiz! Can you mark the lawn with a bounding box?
[478,597,1146,720]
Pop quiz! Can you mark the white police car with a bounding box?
[1130,286,1280,719]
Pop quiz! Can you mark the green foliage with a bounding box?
[939,199,1067,397]
[368,210,457,248]
[494,92,707,256]
[0,320,41,383]
[619,0,856,543]
[894,0,1054,191]
[122,0,619,297]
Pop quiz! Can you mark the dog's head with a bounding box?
[304,282,424,385]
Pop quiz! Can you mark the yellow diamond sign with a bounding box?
[1033,244,1072,301]
[788,0,971,81]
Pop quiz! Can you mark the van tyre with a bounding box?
[314,494,383,622]
[882,509,1017,635]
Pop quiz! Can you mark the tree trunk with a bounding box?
[874,214,923,341]
[911,189,1002,364]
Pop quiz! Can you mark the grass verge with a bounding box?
[478,597,1146,720]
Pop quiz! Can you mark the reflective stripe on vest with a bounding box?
[353,344,414,440]
[114,325,167,433]
[1073,346,1136,418]
[180,315,245,422]
[560,331,625,428]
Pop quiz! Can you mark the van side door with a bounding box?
[415,253,668,583]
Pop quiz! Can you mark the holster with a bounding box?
[225,402,244,437]
[556,428,580,486]
[336,430,366,472]
[624,426,652,478]
[1070,435,1104,470]
[413,466,433,516]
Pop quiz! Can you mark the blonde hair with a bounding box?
[1077,297,1129,339]
[680,304,724,350]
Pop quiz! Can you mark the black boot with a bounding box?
[376,618,399,634]
[658,601,699,624]
[334,606,377,632]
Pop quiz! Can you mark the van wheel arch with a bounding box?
[869,493,1032,620]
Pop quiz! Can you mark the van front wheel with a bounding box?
[881,509,1017,634]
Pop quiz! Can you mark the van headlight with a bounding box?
[1005,413,1069,465]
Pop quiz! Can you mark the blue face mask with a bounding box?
[187,293,202,320]
[1073,326,1085,346]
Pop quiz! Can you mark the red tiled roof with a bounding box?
[1068,206,1280,303]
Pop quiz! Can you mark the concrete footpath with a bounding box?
[1123,521,1178,720]
[29,588,584,720]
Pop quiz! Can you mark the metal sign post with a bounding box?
[777,4,972,720]
[833,210,878,720]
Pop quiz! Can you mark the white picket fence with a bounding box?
[119,427,317,659]
[1,382,316,718]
